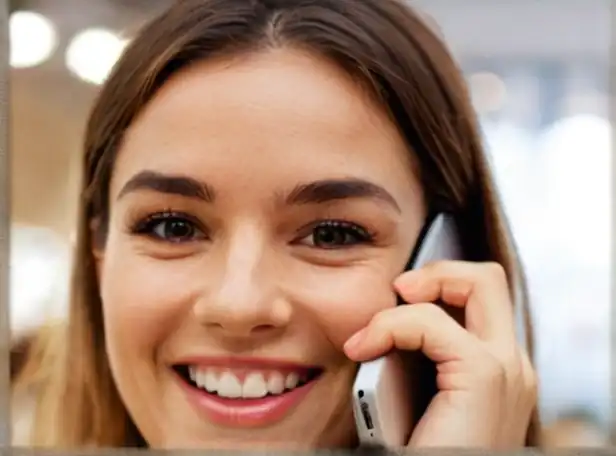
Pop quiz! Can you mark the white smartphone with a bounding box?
[352,213,463,448]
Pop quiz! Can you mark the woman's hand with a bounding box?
[343,261,537,448]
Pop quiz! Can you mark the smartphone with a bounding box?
[352,213,463,448]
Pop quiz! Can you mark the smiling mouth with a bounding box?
[173,364,323,400]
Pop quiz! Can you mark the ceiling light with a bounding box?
[65,27,128,85]
[10,11,58,68]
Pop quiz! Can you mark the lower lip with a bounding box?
[176,372,318,428]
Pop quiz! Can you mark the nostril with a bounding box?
[252,324,277,334]
[203,322,279,337]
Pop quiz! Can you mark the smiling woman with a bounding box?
[14,0,539,450]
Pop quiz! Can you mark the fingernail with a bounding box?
[344,328,367,353]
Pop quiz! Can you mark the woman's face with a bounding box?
[97,48,426,449]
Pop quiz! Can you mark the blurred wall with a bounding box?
[10,71,89,236]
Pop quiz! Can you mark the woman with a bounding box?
[17,0,539,449]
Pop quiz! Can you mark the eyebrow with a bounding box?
[117,170,215,202]
[118,171,400,212]
[286,179,401,212]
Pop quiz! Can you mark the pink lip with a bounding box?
[172,357,321,428]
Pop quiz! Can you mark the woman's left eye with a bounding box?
[299,221,373,249]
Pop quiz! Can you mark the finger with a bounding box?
[344,303,481,363]
[394,260,515,344]
[519,350,538,404]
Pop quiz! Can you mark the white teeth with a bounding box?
[195,370,206,389]
[188,367,311,398]
[285,372,299,390]
[217,372,243,398]
[204,370,218,393]
[267,372,285,395]
[242,373,268,398]
[193,369,218,392]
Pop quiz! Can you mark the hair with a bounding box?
[15,0,540,447]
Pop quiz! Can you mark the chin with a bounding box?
[147,407,358,450]
[156,432,355,451]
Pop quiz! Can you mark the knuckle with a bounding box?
[500,346,523,370]
[416,302,448,320]
[477,351,507,388]
[482,261,508,284]
[500,348,539,406]
[526,377,539,405]
[370,310,392,331]
[520,352,539,396]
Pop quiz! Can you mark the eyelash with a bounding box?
[131,211,206,243]
[298,220,374,249]
[130,211,375,249]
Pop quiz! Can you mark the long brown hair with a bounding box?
[17,0,540,447]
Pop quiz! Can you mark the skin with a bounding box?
[94,48,536,449]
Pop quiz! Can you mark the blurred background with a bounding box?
[8,0,612,447]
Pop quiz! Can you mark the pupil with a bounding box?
[167,220,191,238]
[315,227,341,245]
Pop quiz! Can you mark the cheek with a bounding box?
[289,263,398,348]
[99,243,199,356]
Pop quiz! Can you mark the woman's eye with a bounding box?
[135,213,205,243]
[301,221,372,249]
[153,219,196,242]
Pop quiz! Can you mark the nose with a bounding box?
[193,229,292,339]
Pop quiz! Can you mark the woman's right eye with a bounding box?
[133,213,206,243]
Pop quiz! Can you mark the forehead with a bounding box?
[111,48,419,202]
